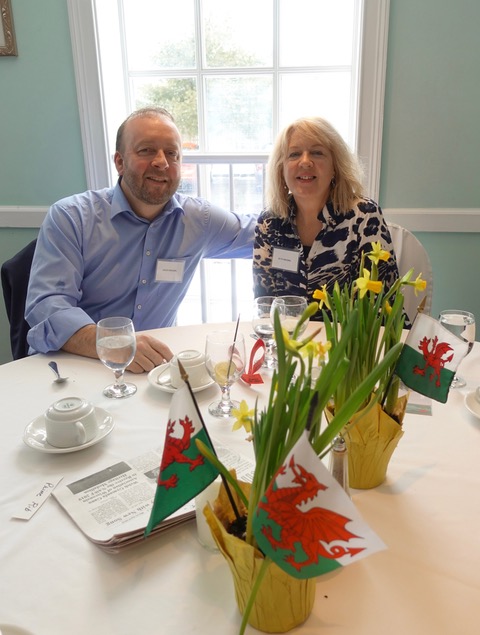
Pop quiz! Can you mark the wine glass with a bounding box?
[205,331,246,417]
[438,310,475,389]
[252,296,276,369]
[96,317,137,398]
[271,296,309,337]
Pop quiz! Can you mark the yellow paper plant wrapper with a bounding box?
[343,395,408,489]
[326,393,408,489]
[203,480,315,633]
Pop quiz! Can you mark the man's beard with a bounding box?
[122,170,180,207]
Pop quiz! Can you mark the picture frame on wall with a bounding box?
[0,0,17,56]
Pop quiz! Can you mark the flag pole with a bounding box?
[178,360,242,521]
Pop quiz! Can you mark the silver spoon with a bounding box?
[48,361,69,384]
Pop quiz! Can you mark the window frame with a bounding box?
[67,0,390,200]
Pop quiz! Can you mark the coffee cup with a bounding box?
[169,349,210,389]
[45,397,98,448]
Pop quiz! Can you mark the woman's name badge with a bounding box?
[272,247,300,272]
[155,259,185,283]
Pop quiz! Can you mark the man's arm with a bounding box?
[62,325,173,374]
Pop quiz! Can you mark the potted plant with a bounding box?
[315,241,427,488]
[198,295,403,634]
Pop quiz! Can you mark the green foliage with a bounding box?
[135,21,263,146]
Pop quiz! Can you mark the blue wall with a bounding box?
[1,0,479,363]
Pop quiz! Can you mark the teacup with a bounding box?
[169,349,210,389]
[45,397,98,448]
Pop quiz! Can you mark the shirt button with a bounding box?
[141,279,147,285]
[146,250,151,256]
[137,304,142,310]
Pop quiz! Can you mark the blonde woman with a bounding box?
[253,116,399,317]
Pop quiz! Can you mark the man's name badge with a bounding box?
[155,259,185,283]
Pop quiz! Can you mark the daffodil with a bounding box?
[312,285,331,310]
[367,241,390,265]
[321,242,425,417]
[301,338,331,362]
[231,400,254,433]
[355,269,383,298]
[409,273,427,296]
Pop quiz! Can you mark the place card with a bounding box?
[12,477,63,520]
[406,391,432,416]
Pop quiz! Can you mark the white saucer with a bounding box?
[23,407,114,454]
[464,391,480,419]
[148,362,215,394]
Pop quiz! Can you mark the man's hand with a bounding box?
[127,333,173,373]
[63,325,173,373]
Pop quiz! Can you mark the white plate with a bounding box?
[148,362,215,394]
[0,625,35,635]
[464,391,480,419]
[23,407,114,454]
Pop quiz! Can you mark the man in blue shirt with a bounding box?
[26,107,257,372]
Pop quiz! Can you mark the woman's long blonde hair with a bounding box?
[266,117,366,219]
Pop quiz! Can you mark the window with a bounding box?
[67,0,390,324]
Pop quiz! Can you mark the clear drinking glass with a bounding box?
[271,296,309,337]
[205,331,246,417]
[438,309,475,388]
[252,296,276,369]
[96,317,137,398]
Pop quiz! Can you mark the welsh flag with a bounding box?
[144,386,219,537]
[252,432,386,579]
[395,313,469,403]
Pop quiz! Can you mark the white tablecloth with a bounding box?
[1,322,479,635]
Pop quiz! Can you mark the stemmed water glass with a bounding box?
[252,296,276,369]
[205,331,246,417]
[438,309,475,388]
[271,296,309,337]
[96,317,137,398]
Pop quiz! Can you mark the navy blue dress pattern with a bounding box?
[253,197,400,320]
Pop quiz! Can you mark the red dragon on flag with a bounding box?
[395,313,469,402]
[145,386,219,537]
[253,432,385,579]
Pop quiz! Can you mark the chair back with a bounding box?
[387,222,433,323]
[1,239,37,360]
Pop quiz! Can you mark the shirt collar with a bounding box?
[111,179,185,221]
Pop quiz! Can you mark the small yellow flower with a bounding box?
[367,241,390,265]
[383,300,392,315]
[231,400,254,433]
[300,338,331,364]
[355,269,383,299]
[411,274,427,296]
[312,285,331,310]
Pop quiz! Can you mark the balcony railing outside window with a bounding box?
[175,156,268,326]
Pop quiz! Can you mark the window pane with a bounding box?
[205,76,273,151]
[279,72,353,145]
[203,0,273,68]
[279,0,356,67]
[131,77,199,147]
[123,0,196,70]
[208,164,264,213]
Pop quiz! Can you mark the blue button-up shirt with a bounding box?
[26,183,256,353]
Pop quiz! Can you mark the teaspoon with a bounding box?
[48,361,69,384]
